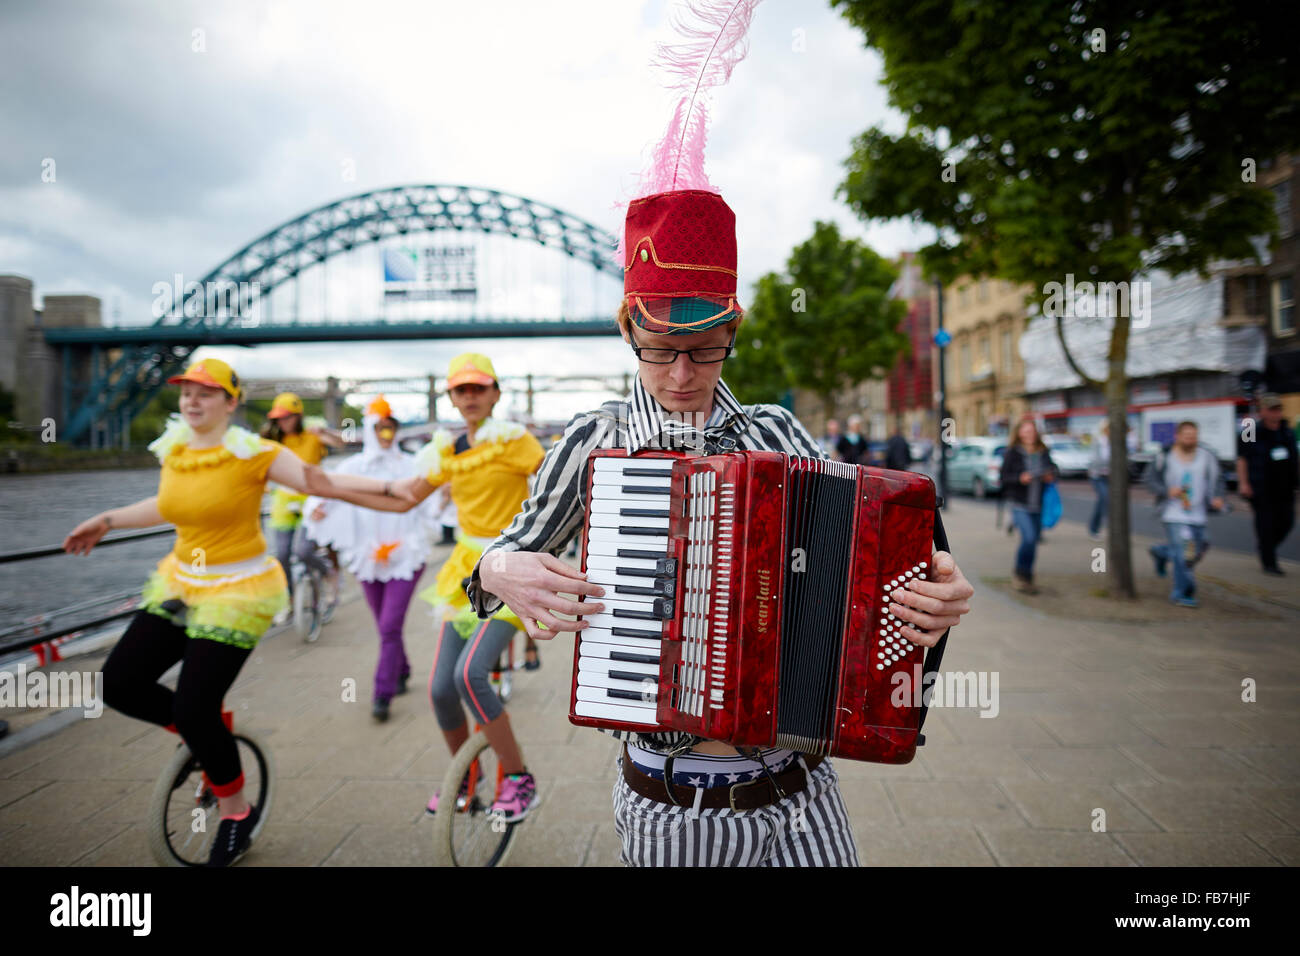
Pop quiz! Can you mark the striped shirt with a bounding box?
[466,374,825,753]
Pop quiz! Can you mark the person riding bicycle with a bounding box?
[261,392,343,618]
[335,353,546,823]
[303,396,441,721]
[63,358,401,866]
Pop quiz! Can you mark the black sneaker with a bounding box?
[372,697,391,722]
[207,803,260,867]
[1263,566,1285,577]
[396,673,410,696]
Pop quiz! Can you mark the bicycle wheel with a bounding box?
[321,572,339,624]
[146,731,275,867]
[294,570,322,643]
[429,730,520,867]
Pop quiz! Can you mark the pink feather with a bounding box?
[617,0,764,264]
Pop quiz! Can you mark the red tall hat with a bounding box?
[623,189,743,334]
[618,0,763,335]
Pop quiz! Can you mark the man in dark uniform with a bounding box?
[1236,393,1299,575]
[885,425,913,472]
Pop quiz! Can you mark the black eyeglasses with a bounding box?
[627,325,736,365]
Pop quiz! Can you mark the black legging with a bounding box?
[102,610,252,793]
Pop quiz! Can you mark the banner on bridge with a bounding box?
[383,245,477,301]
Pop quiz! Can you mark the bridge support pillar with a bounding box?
[427,376,438,424]
[324,376,341,428]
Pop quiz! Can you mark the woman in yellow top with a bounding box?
[62,359,397,866]
[261,392,344,607]
[345,353,546,823]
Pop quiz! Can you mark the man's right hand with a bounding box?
[479,550,606,641]
[1240,482,1253,500]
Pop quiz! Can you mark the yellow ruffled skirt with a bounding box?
[418,537,522,638]
[142,552,289,649]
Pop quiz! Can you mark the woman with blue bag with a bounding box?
[999,415,1060,594]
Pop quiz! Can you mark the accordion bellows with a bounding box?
[569,449,937,764]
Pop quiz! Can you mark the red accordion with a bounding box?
[568,449,938,764]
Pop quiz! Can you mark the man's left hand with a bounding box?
[887,550,974,647]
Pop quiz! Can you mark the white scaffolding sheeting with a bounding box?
[1020,270,1267,393]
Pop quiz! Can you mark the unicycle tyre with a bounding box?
[430,730,522,867]
[294,570,322,643]
[146,731,275,867]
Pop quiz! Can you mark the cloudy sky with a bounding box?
[1,0,933,420]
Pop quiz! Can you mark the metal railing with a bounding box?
[1,512,270,657]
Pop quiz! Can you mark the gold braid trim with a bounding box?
[436,439,512,478]
[164,446,236,471]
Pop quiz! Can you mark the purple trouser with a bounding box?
[360,569,423,702]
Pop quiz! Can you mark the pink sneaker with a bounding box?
[490,772,539,823]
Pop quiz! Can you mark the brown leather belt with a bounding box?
[621,744,824,811]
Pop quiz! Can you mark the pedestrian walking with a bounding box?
[1235,393,1298,576]
[1147,421,1225,607]
[302,396,440,721]
[999,415,1059,594]
[837,414,868,465]
[885,425,912,471]
[1087,421,1110,541]
[821,418,843,460]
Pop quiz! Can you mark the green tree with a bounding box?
[833,0,1299,598]
[727,221,909,417]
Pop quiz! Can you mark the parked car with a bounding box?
[1043,434,1091,478]
[908,439,934,467]
[944,437,1007,498]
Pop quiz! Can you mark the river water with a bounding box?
[1,468,217,631]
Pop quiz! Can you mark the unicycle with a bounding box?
[146,710,275,866]
[292,544,338,643]
[430,631,535,867]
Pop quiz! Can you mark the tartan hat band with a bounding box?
[628,295,742,334]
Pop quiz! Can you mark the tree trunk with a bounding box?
[1106,287,1136,599]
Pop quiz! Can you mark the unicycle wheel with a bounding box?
[146,731,274,867]
[429,731,522,867]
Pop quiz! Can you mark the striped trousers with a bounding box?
[612,755,860,867]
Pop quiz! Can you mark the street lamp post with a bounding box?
[934,278,950,506]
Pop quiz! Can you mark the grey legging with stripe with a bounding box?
[428,618,516,729]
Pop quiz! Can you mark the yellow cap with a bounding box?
[267,392,304,419]
[446,353,497,389]
[167,358,241,399]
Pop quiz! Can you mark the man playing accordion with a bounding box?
[465,189,975,866]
